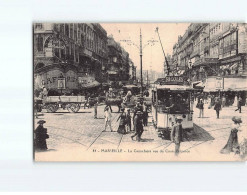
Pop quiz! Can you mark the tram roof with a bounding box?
[154,84,192,91]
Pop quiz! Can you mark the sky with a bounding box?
[101,23,190,73]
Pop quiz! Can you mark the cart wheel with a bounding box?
[53,103,59,112]
[46,104,55,113]
[75,104,80,112]
[66,104,71,112]
[71,103,80,113]
[67,103,79,113]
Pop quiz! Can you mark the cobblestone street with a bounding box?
[34,102,247,161]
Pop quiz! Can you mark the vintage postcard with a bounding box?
[33,23,247,161]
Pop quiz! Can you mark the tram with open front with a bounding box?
[152,76,194,139]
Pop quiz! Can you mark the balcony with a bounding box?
[190,49,200,58]
[193,57,219,67]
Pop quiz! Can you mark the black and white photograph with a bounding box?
[33,22,247,161]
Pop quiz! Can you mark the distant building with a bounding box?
[107,35,132,84]
[129,59,136,83]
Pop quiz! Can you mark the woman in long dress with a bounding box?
[238,122,247,159]
[220,116,241,154]
[117,108,127,134]
[233,95,238,107]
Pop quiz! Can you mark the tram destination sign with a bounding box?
[160,76,184,85]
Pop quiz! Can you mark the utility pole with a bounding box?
[147,70,149,86]
[140,28,143,96]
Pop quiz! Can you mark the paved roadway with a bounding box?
[34,102,247,161]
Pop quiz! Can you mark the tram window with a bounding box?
[156,90,190,113]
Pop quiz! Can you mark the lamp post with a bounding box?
[120,29,157,97]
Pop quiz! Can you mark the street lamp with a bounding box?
[120,29,157,97]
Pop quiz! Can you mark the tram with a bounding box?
[152,76,194,139]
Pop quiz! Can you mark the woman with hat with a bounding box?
[220,116,242,154]
[34,120,49,151]
[237,118,247,158]
[117,108,127,134]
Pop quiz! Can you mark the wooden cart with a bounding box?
[43,96,86,113]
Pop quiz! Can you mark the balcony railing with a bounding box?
[193,57,218,67]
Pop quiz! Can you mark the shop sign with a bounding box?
[160,76,184,85]
[57,78,66,89]
[45,47,53,57]
[215,77,223,89]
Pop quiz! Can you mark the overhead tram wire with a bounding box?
[155,27,170,76]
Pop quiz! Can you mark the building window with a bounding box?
[70,24,73,38]
[35,23,43,30]
[65,24,69,37]
[37,35,43,52]
[60,24,64,34]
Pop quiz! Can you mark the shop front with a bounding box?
[204,76,247,105]
[34,68,78,95]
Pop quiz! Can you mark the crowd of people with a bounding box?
[102,100,149,142]
[196,92,244,119]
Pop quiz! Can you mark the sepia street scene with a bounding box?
[33,23,247,161]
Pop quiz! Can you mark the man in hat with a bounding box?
[235,96,242,113]
[214,99,222,119]
[34,120,49,150]
[131,111,144,141]
[94,101,98,119]
[170,116,184,155]
[166,96,175,112]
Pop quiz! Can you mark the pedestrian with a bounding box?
[94,101,98,119]
[117,108,127,134]
[197,99,204,118]
[222,95,226,107]
[214,99,221,119]
[34,120,49,151]
[142,106,148,126]
[131,111,144,142]
[211,95,215,107]
[42,87,48,100]
[233,94,238,107]
[125,108,132,132]
[220,116,242,154]
[103,106,113,132]
[170,116,184,156]
[235,96,242,113]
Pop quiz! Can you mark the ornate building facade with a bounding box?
[172,23,247,88]
[107,35,132,84]
[34,23,114,94]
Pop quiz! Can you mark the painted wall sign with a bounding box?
[57,78,66,89]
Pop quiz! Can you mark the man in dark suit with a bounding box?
[214,100,221,119]
[170,116,184,155]
[131,111,144,142]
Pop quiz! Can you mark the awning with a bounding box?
[108,71,118,75]
[81,80,100,88]
[79,76,100,88]
[123,84,138,89]
[194,81,205,88]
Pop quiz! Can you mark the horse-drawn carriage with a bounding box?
[43,96,86,113]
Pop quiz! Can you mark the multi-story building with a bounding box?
[129,59,137,83]
[164,54,173,76]
[172,23,247,91]
[33,23,108,94]
[107,35,131,84]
